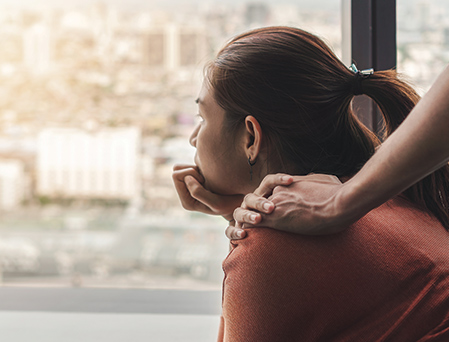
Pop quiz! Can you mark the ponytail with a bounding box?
[361,70,449,230]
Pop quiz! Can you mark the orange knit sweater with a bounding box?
[217,197,449,341]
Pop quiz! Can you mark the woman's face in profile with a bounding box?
[189,81,249,196]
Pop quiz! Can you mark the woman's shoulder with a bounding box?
[225,196,449,273]
[360,196,449,250]
[224,226,350,283]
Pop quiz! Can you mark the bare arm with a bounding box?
[230,65,449,237]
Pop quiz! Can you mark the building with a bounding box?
[0,159,27,210]
[141,24,208,72]
[23,23,52,74]
[36,127,141,200]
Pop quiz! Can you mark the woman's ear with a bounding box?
[244,116,263,161]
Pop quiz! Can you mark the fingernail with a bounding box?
[282,176,292,182]
[263,202,272,211]
[237,230,244,238]
[250,214,257,222]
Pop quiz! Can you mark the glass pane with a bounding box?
[0,0,341,290]
[397,0,449,95]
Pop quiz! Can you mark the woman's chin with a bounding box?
[194,164,205,181]
[198,169,243,195]
[204,179,234,196]
[203,180,221,194]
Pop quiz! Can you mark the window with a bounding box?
[397,0,449,94]
[3,0,443,339]
[0,0,342,292]
[11,1,438,341]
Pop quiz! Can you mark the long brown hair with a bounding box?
[206,26,449,230]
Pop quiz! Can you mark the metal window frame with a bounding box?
[342,0,397,137]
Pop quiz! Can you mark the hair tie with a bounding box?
[349,63,374,96]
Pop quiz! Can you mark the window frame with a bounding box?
[342,0,397,137]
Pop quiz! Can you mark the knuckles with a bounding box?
[233,207,242,219]
[180,201,194,211]
[243,193,252,204]
[272,185,285,195]
[261,174,276,186]
[260,173,288,188]
[225,226,233,239]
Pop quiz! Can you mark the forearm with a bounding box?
[340,65,449,220]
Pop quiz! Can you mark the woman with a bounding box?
[172,27,449,341]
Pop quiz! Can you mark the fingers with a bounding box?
[184,176,220,211]
[253,173,294,197]
[241,193,275,213]
[172,165,209,212]
[233,206,262,226]
[225,225,247,240]
[172,173,195,211]
[172,164,205,183]
[183,176,244,220]
[231,174,294,229]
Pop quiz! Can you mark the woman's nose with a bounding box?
[189,125,199,147]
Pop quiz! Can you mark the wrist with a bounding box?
[336,179,373,225]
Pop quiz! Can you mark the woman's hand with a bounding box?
[172,164,244,222]
[228,173,354,239]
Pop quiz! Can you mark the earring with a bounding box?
[248,157,256,181]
